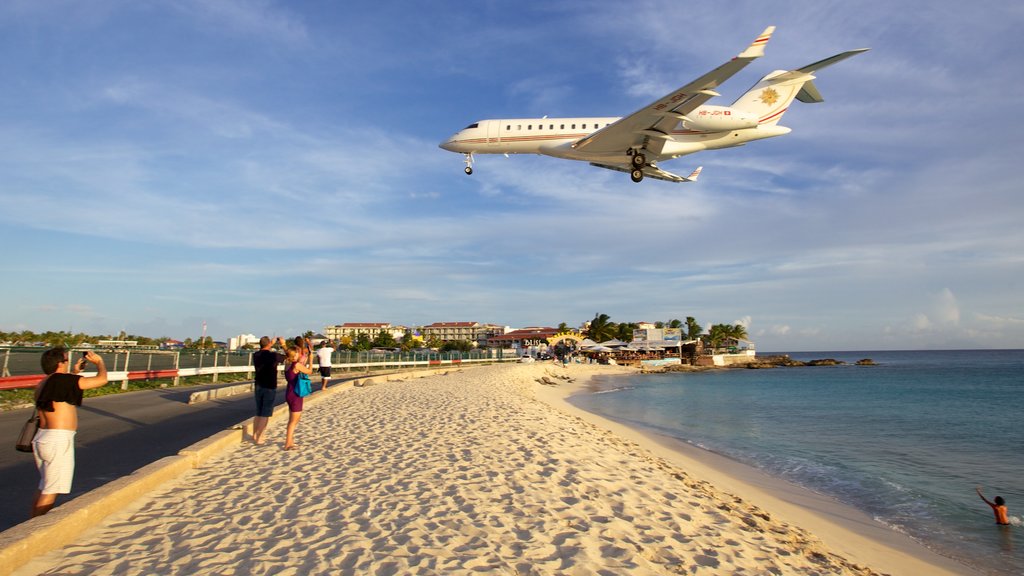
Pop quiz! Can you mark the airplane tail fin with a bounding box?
[731,48,868,126]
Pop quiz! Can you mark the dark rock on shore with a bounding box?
[744,356,876,368]
[640,355,877,373]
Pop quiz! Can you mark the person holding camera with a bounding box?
[251,336,287,445]
[30,347,109,517]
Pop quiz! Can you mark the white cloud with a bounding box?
[932,288,960,325]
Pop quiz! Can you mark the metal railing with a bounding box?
[0,347,515,390]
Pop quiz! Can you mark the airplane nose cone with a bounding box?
[439,139,456,152]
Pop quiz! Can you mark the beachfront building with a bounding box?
[325,323,408,343]
[420,322,506,347]
[487,327,560,356]
[228,333,259,351]
[631,327,685,346]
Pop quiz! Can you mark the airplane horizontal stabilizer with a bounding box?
[796,48,870,75]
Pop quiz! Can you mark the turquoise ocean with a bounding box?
[570,350,1023,576]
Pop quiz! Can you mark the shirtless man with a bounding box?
[31,347,109,517]
[977,486,1010,526]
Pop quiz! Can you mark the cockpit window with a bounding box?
[465,123,479,129]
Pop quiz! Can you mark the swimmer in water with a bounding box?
[977,486,1010,526]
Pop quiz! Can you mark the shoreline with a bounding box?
[536,365,974,575]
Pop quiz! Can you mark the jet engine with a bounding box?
[682,106,759,132]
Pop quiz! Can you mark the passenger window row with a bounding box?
[505,123,612,131]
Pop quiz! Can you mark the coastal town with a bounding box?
[1,314,757,372]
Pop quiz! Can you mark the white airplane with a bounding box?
[440,27,867,183]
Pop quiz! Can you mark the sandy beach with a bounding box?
[13,363,970,575]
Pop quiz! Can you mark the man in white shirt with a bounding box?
[315,342,334,390]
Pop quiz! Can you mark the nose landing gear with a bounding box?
[463,153,474,175]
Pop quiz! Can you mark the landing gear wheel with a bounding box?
[631,153,646,168]
[630,169,644,183]
[464,166,473,175]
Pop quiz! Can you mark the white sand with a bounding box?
[14,363,971,575]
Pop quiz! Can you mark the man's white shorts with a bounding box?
[33,429,76,494]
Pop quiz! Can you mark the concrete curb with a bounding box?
[0,364,479,575]
[187,382,254,404]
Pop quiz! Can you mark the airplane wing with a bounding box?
[590,163,703,183]
[572,26,775,157]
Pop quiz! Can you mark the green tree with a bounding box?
[707,324,727,348]
[706,323,748,348]
[586,313,615,342]
[557,322,571,332]
[355,333,372,351]
[400,332,416,351]
[372,330,397,348]
[440,340,473,353]
[615,322,637,342]
[667,318,683,329]
[685,317,703,340]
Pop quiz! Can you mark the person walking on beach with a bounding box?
[251,336,287,445]
[977,486,1011,525]
[30,347,109,517]
[283,339,313,451]
[316,341,334,391]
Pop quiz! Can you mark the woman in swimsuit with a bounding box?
[283,341,313,451]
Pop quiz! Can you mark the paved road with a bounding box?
[0,381,281,532]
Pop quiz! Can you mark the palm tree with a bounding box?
[707,323,749,349]
[586,313,616,342]
[615,322,637,342]
[707,324,728,348]
[728,324,749,341]
[685,317,702,340]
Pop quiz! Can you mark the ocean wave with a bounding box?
[592,386,635,395]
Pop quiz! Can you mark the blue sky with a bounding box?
[1,1,1021,351]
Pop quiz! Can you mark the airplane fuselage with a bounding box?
[440,116,791,167]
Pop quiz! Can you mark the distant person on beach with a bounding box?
[283,339,313,450]
[251,336,287,445]
[977,486,1011,525]
[316,342,334,390]
[30,347,109,517]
